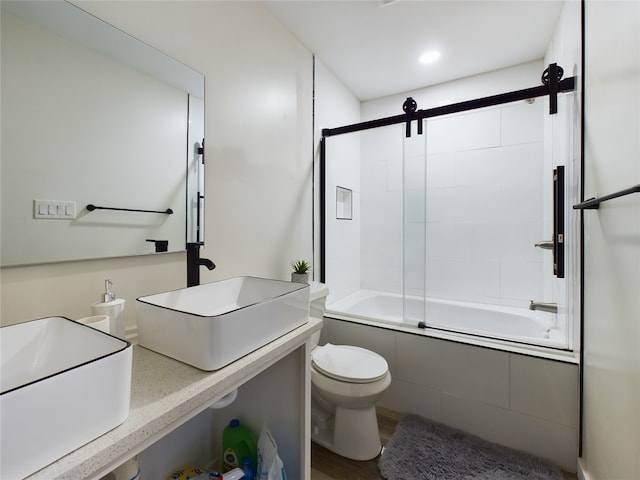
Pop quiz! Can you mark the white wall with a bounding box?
[1,1,314,328]
[581,1,640,479]
[313,59,361,301]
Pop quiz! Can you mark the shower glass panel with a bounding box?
[402,126,427,326]
[360,125,403,306]
[422,101,548,334]
[324,131,362,303]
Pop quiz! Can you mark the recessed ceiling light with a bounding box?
[419,50,441,65]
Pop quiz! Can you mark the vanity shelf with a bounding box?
[25,317,321,480]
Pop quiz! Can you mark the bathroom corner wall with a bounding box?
[0,254,185,329]
[320,318,579,473]
[581,1,640,479]
[313,59,362,302]
[1,1,314,327]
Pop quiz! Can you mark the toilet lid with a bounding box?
[312,344,389,383]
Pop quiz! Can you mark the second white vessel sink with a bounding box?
[136,276,310,370]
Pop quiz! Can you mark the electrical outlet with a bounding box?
[34,200,77,219]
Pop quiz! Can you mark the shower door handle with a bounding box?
[553,166,565,278]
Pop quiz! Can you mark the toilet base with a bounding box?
[311,403,382,461]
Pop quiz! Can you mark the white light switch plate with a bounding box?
[34,200,77,219]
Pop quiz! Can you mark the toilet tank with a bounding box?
[309,282,329,320]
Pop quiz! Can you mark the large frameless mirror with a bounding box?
[1,0,205,266]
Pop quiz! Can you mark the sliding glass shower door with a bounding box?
[359,125,404,312]
[322,87,577,351]
[402,125,427,326]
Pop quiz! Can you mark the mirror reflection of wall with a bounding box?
[0,1,204,267]
[187,98,205,245]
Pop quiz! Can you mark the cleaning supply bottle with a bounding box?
[222,419,257,473]
[242,457,255,480]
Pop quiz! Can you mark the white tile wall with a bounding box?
[358,125,405,294]
[420,103,546,306]
[500,260,543,302]
[510,354,579,428]
[319,318,579,473]
[395,334,510,408]
[426,152,456,188]
[382,378,442,420]
[324,133,361,303]
[333,95,549,308]
[426,108,502,154]
[501,101,545,145]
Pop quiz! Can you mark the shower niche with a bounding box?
[336,187,353,220]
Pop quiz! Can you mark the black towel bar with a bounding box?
[86,204,173,215]
[573,184,640,210]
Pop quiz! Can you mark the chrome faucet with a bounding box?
[529,301,558,314]
[186,242,216,287]
[534,240,554,250]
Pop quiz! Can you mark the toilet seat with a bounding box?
[312,344,388,383]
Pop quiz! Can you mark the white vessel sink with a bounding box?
[0,316,132,479]
[136,276,310,370]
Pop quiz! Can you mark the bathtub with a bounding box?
[326,290,567,350]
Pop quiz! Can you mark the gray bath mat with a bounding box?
[379,414,563,480]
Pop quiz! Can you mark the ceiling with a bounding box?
[263,0,565,101]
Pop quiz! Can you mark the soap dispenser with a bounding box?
[103,279,116,302]
[92,279,126,339]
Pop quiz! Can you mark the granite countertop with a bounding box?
[27,317,321,480]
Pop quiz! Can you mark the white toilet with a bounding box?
[308,282,391,461]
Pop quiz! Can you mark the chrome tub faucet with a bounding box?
[529,301,558,314]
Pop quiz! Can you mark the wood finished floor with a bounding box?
[310,407,577,480]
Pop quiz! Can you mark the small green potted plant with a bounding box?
[290,259,311,284]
